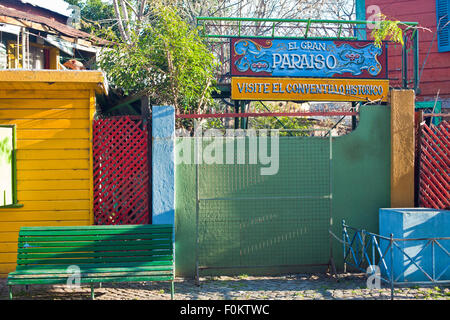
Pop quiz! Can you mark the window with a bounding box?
[28,44,45,69]
[436,0,450,52]
[7,41,22,69]
[7,41,56,69]
[0,125,20,208]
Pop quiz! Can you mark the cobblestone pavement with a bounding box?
[1,273,449,300]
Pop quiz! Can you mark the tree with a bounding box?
[97,5,218,113]
[69,0,359,120]
[176,0,356,37]
[370,13,430,48]
[64,0,117,34]
[248,102,311,136]
[107,0,172,43]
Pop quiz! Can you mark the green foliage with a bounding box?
[0,137,12,164]
[202,117,226,130]
[64,0,117,34]
[371,14,404,48]
[249,102,311,136]
[97,5,218,113]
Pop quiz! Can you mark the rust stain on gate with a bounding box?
[93,116,151,224]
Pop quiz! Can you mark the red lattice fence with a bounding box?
[93,116,151,224]
[418,121,449,210]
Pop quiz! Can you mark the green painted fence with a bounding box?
[175,106,390,277]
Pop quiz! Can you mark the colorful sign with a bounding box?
[231,77,389,102]
[231,38,388,79]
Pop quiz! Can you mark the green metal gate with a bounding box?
[194,130,334,279]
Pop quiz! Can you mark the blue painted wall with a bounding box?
[379,208,450,282]
[152,105,175,225]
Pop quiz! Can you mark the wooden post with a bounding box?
[390,89,415,207]
[414,110,423,207]
[141,96,152,224]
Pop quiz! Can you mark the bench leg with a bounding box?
[171,281,174,300]
[9,285,13,300]
[90,284,95,300]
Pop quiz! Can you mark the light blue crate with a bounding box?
[379,208,450,283]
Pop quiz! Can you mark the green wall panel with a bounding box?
[330,106,391,269]
[175,106,391,277]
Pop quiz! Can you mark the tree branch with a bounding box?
[119,0,132,36]
[113,0,130,43]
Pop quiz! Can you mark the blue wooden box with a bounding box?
[379,208,450,283]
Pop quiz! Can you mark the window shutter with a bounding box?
[436,0,450,52]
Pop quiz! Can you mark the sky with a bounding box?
[20,0,73,17]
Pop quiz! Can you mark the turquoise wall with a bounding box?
[330,106,391,269]
[175,106,391,277]
[379,208,450,282]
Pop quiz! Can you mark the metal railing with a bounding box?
[196,16,418,40]
[340,220,450,300]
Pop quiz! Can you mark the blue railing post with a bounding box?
[372,235,376,269]
[432,239,435,282]
[390,233,394,300]
[361,229,366,268]
[342,220,347,273]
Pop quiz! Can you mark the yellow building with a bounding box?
[0,70,105,277]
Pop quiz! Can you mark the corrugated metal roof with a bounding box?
[0,3,107,45]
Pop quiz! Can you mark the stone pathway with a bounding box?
[1,273,449,300]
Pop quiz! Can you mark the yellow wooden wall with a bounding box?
[0,72,103,277]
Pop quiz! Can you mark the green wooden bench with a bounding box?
[7,224,175,300]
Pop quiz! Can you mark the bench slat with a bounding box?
[8,275,174,285]
[19,224,173,231]
[18,240,170,248]
[19,244,171,253]
[19,229,172,236]
[10,265,173,275]
[18,250,173,259]
[18,255,173,265]
[18,234,171,242]
[10,270,173,279]
[15,260,172,270]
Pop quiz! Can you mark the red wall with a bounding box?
[365,0,450,103]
